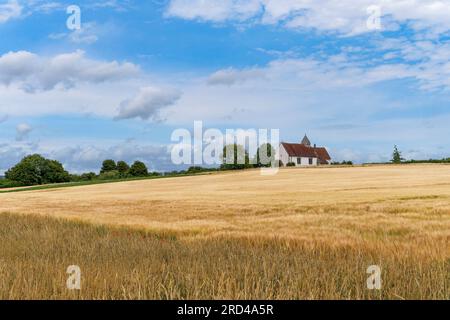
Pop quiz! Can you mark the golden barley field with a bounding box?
[0,164,449,299]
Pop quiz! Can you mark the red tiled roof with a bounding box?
[281,143,317,158]
[281,143,331,163]
[314,147,331,161]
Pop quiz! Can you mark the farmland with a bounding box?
[0,164,448,299]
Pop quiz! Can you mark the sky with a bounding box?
[0,0,450,173]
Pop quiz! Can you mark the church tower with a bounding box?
[301,134,311,146]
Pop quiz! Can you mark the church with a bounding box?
[279,135,331,167]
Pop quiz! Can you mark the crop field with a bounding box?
[0,164,449,299]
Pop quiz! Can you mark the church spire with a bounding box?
[301,134,311,146]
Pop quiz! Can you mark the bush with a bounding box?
[165,170,186,176]
[0,179,24,189]
[403,158,450,164]
[331,161,353,166]
[69,174,81,182]
[129,161,148,177]
[98,170,121,180]
[286,162,296,167]
[80,172,97,181]
[187,166,218,174]
[5,154,70,186]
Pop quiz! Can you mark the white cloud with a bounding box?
[68,24,99,44]
[0,142,36,173]
[206,38,450,92]
[0,138,176,174]
[32,1,64,14]
[208,67,265,86]
[166,0,262,22]
[14,140,172,173]
[115,86,182,121]
[15,123,32,141]
[49,22,100,45]
[206,57,415,90]
[166,0,450,36]
[0,50,140,92]
[87,0,133,12]
[0,0,22,24]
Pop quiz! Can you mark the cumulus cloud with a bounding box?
[43,141,174,173]
[15,123,32,141]
[0,0,22,24]
[166,0,450,36]
[0,50,140,92]
[0,142,36,173]
[115,86,182,121]
[0,139,175,174]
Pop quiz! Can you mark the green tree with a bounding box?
[391,145,404,164]
[221,144,251,170]
[100,159,117,173]
[117,161,130,176]
[129,161,149,177]
[5,154,70,186]
[256,143,275,167]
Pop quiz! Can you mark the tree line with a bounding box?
[0,144,276,188]
[1,154,156,188]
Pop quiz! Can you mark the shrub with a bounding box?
[98,170,120,180]
[331,161,353,166]
[80,172,97,181]
[286,162,296,167]
[69,174,81,182]
[0,179,24,189]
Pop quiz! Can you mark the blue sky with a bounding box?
[1,0,450,173]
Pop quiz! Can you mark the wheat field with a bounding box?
[0,164,449,299]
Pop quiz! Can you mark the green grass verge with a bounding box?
[0,173,212,194]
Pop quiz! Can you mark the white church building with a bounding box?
[279,135,331,167]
